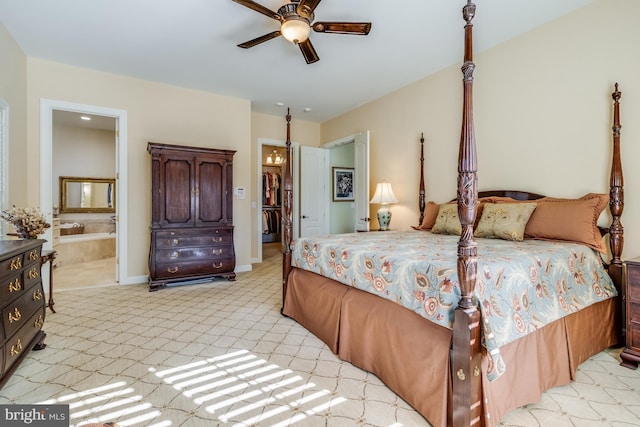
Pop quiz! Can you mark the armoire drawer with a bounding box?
[154,258,235,280]
[154,245,234,262]
[154,230,233,248]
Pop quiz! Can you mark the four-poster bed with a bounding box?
[279,1,624,426]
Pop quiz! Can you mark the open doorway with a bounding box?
[40,99,128,289]
[52,110,116,289]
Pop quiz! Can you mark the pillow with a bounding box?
[524,193,609,252]
[431,203,462,235]
[419,201,441,230]
[422,200,488,231]
[474,203,537,241]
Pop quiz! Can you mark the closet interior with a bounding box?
[261,145,283,243]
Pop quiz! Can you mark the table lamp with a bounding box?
[370,181,399,231]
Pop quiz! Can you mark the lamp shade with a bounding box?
[370,182,399,205]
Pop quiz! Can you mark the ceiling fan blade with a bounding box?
[297,0,322,19]
[312,22,372,35]
[232,0,282,21]
[238,31,282,49]
[298,39,319,64]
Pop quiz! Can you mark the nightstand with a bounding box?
[621,257,640,369]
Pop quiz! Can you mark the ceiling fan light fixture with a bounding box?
[281,17,311,44]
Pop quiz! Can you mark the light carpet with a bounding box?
[1,245,639,426]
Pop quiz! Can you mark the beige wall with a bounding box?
[25,58,252,282]
[250,112,320,259]
[322,0,640,260]
[0,24,27,206]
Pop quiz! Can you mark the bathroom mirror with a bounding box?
[60,176,116,213]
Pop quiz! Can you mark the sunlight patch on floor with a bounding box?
[38,381,170,427]
[152,349,354,426]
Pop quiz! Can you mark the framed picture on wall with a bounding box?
[333,167,354,201]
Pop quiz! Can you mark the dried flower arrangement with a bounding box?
[0,205,50,239]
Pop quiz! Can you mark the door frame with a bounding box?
[40,99,128,285]
[256,138,299,263]
[323,131,370,232]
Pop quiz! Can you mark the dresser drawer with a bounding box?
[23,263,42,290]
[154,229,233,248]
[2,282,45,339]
[153,258,235,280]
[0,253,25,281]
[155,245,234,262]
[0,271,25,306]
[4,306,45,374]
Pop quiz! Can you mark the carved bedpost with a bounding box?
[282,108,294,313]
[418,133,426,226]
[609,84,624,266]
[452,1,483,426]
[608,84,624,346]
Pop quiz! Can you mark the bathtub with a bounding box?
[60,232,115,243]
[57,232,116,266]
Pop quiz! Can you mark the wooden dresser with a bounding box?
[0,239,47,388]
[148,142,236,291]
[621,257,640,369]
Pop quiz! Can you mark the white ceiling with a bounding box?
[0,0,593,123]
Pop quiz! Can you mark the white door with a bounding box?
[300,145,327,237]
[354,131,370,231]
[114,119,120,282]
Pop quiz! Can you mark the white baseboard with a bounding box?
[235,264,252,273]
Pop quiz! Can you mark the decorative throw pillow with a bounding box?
[431,204,462,235]
[524,193,609,252]
[474,203,537,241]
[419,201,441,230]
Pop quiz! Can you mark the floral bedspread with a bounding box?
[291,230,617,380]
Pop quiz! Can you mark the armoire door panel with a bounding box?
[163,158,193,225]
[197,159,224,224]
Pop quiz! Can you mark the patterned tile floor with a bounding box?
[1,244,639,426]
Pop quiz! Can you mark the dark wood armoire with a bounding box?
[147,142,236,291]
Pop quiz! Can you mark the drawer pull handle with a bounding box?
[167,266,179,273]
[35,315,44,328]
[29,250,39,261]
[169,238,179,246]
[28,268,39,279]
[8,278,21,292]
[212,237,223,243]
[10,338,22,357]
[10,257,22,270]
[8,307,22,323]
[33,289,43,300]
[212,262,223,269]
[212,248,223,255]
[170,251,179,259]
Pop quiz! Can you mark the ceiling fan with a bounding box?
[232,0,372,64]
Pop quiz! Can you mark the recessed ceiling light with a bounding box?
[304,107,312,112]
[275,102,284,107]
[80,116,92,121]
